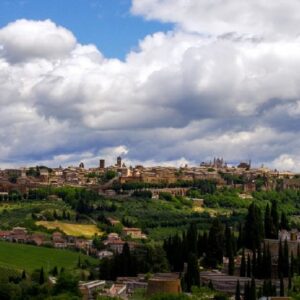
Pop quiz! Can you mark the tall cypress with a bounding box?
[235,280,241,300]
[205,219,224,268]
[250,278,256,300]
[240,249,246,277]
[244,282,250,300]
[228,254,235,276]
[225,224,233,257]
[247,254,252,278]
[184,253,200,292]
[187,223,198,255]
[278,240,283,278]
[237,222,243,250]
[252,250,257,278]
[280,275,284,296]
[280,212,289,230]
[283,239,290,277]
[291,252,295,277]
[271,200,279,238]
[39,267,45,285]
[264,203,272,238]
[244,203,264,250]
[266,245,272,279]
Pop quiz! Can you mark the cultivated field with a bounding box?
[0,241,97,272]
[36,220,102,238]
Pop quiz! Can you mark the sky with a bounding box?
[1,0,300,170]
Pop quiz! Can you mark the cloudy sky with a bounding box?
[1,0,300,170]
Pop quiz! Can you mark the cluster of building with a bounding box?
[79,273,181,300]
[0,227,92,252]
[0,157,299,196]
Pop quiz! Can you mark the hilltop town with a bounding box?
[1,157,299,198]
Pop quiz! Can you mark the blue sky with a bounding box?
[0,0,172,59]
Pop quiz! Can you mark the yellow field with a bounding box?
[36,221,102,238]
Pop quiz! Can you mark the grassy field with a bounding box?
[36,221,102,238]
[0,241,97,272]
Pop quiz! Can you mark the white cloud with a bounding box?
[131,0,300,39]
[0,19,76,63]
[1,12,300,170]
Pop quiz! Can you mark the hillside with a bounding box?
[0,241,97,272]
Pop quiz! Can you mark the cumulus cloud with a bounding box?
[0,19,76,63]
[1,4,300,171]
[131,0,300,39]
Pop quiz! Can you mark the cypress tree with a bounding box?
[39,267,45,285]
[235,280,241,300]
[21,270,26,280]
[184,253,200,292]
[240,249,246,277]
[256,245,262,278]
[271,200,279,238]
[278,240,283,278]
[264,203,272,238]
[244,282,250,300]
[252,250,257,278]
[225,224,233,257]
[288,273,292,290]
[205,219,224,268]
[244,203,264,250]
[266,245,272,279]
[247,254,252,278]
[228,254,235,275]
[280,212,289,230]
[208,280,214,290]
[77,256,81,268]
[197,233,204,257]
[280,275,284,296]
[291,252,295,277]
[262,280,267,296]
[237,222,243,250]
[250,278,256,300]
[297,244,300,275]
[187,223,198,255]
[283,239,290,277]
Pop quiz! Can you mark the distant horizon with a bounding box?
[0,157,297,173]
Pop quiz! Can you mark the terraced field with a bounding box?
[36,220,102,238]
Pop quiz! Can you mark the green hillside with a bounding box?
[0,241,97,272]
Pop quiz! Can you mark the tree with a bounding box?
[228,254,235,276]
[264,204,272,238]
[278,240,283,278]
[283,239,290,277]
[240,249,246,277]
[247,254,251,278]
[187,223,198,255]
[205,219,224,268]
[280,275,284,296]
[280,211,289,230]
[270,200,279,238]
[235,280,241,300]
[244,203,264,250]
[21,270,26,280]
[39,267,45,285]
[184,253,200,292]
[53,272,80,296]
[250,278,256,300]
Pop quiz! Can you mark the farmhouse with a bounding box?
[122,227,147,239]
